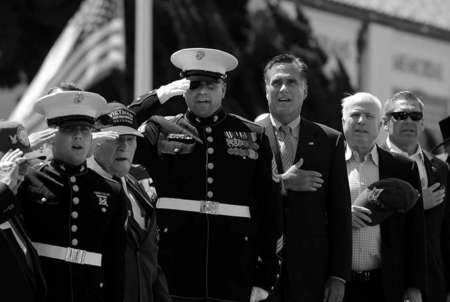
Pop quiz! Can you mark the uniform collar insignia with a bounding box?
[185,108,226,126]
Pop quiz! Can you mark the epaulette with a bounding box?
[229,113,265,134]
[129,164,150,180]
[32,160,50,171]
[129,89,158,108]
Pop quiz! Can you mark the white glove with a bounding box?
[250,286,269,302]
[156,79,190,104]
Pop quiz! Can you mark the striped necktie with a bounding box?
[277,125,295,172]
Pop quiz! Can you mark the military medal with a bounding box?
[225,131,259,160]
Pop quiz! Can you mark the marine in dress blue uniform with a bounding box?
[129,48,283,302]
[18,91,127,302]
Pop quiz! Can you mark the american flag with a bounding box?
[9,0,125,132]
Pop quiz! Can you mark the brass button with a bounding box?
[207,163,214,170]
[207,191,213,198]
[72,197,80,205]
[207,136,213,143]
[70,176,76,183]
[71,211,78,219]
[207,177,213,184]
[207,147,214,155]
[72,185,79,192]
[71,238,78,246]
[205,127,212,133]
[71,225,78,232]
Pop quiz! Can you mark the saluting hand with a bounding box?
[28,128,58,150]
[422,182,445,210]
[0,149,24,194]
[351,205,372,229]
[156,79,190,104]
[93,131,120,144]
[281,158,324,192]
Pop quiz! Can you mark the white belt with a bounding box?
[157,197,251,218]
[33,242,102,266]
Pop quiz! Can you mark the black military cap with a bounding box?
[0,121,31,154]
[353,178,419,226]
[97,104,143,137]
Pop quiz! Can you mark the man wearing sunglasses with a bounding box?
[382,91,450,302]
[129,48,283,302]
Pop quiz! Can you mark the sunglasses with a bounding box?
[389,111,423,121]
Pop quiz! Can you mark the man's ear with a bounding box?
[382,118,389,131]
[221,82,227,98]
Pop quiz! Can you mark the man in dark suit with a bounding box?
[0,121,46,302]
[342,92,426,302]
[381,91,449,302]
[257,53,352,302]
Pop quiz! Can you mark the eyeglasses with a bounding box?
[389,111,423,121]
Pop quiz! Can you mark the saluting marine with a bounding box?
[129,48,283,302]
[18,90,127,302]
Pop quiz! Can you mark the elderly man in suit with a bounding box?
[341,92,426,302]
[88,103,171,302]
[381,91,450,302]
[257,53,352,302]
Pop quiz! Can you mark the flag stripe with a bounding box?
[9,0,125,133]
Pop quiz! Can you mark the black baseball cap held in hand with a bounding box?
[353,178,420,226]
[0,121,31,154]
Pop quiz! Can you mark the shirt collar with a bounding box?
[51,159,87,176]
[270,115,301,138]
[185,107,226,127]
[386,137,424,162]
[87,156,114,180]
[345,143,379,166]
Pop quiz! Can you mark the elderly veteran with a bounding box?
[17,90,127,302]
[129,48,283,302]
[341,92,426,302]
[88,103,171,302]
[0,121,46,302]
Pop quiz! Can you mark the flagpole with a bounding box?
[134,0,153,98]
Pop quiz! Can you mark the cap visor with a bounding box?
[58,120,95,128]
[102,126,143,137]
[187,75,221,82]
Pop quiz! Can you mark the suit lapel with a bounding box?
[294,118,317,164]
[377,146,390,180]
[257,115,284,174]
[423,151,438,186]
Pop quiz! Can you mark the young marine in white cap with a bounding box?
[17,89,127,302]
[129,48,283,302]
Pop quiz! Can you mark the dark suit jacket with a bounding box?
[422,151,450,302]
[258,116,352,302]
[376,147,427,302]
[124,166,171,302]
[0,183,46,302]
